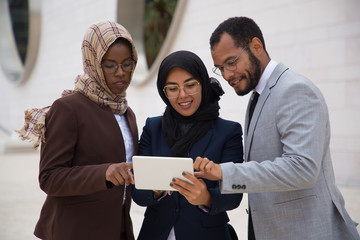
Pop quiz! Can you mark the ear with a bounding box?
[249,37,264,57]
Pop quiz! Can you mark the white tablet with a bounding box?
[132,156,194,191]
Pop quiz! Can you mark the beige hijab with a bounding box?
[16,21,138,149]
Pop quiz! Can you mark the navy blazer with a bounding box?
[132,116,243,240]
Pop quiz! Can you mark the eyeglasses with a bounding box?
[163,79,201,99]
[212,47,247,76]
[101,60,135,74]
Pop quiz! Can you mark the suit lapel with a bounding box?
[188,124,215,160]
[245,63,289,161]
[174,123,214,206]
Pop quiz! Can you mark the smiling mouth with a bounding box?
[179,101,192,108]
[230,76,245,86]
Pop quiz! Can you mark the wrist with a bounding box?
[203,191,212,208]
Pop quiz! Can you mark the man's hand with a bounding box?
[170,171,211,207]
[105,162,134,186]
[193,157,222,181]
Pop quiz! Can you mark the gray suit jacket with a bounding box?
[221,63,359,239]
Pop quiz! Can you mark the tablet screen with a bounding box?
[132,156,194,191]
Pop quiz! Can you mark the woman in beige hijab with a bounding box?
[17,21,138,240]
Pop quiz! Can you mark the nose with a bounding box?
[178,87,188,98]
[114,65,126,76]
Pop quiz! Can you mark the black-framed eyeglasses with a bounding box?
[101,60,135,74]
[163,79,201,99]
[212,47,247,76]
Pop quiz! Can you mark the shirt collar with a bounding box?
[255,59,278,94]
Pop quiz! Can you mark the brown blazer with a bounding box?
[34,92,138,240]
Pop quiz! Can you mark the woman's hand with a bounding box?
[170,171,211,207]
[105,162,134,186]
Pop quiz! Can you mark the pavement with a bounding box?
[0,151,359,240]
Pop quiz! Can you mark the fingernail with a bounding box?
[172,178,176,182]
[182,171,186,176]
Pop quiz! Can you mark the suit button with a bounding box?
[175,208,179,213]
[241,185,246,189]
[232,184,237,189]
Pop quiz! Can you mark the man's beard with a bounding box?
[235,50,262,96]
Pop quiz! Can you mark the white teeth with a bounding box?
[232,80,240,85]
[180,102,190,106]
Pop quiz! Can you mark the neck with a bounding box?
[260,56,271,74]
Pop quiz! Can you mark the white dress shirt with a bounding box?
[114,114,134,204]
[255,59,278,94]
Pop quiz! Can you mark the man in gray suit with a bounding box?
[191,16,360,239]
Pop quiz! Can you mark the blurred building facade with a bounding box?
[0,0,359,186]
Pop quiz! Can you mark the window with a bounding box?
[0,0,41,84]
[117,0,186,86]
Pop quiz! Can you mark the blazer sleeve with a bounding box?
[206,121,243,215]
[39,98,111,196]
[220,78,329,193]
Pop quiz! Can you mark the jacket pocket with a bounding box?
[273,194,317,205]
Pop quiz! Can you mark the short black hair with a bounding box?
[210,16,268,55]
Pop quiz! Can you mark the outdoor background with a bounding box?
[0,0,359,239]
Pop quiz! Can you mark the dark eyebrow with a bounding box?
[165,77,196,85]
